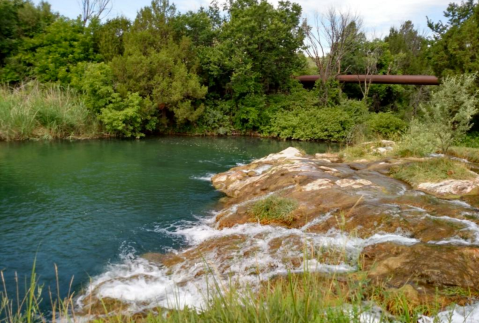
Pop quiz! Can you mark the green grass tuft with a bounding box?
[251,195,298,224]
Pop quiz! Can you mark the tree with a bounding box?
[79,0,112,26]
[201,0,305,98]
[0,0,57,70]
[110,0,207,128]
[94,16,130,61]
[421,74,478,153]
[385,21,428,75]
[427,1,479,76]
[2,18,99,83]
[302,8,363,104]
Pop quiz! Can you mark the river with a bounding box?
[0,137,334,304]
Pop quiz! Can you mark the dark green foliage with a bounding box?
[3,18,100,83]
[200,0,305,97]
[99,92,156,138]
[427,1,479,76]
[196,100,234,135]
[367,112,407,137]
[94,17,131,61]
[385,21,429,75]
[0,0,57,65]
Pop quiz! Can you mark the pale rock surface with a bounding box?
[418,177,479,196]
[257,147,304,163]
[336,178,374,188]
[301,179,334,191]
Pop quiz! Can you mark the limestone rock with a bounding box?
[418,177,479,196]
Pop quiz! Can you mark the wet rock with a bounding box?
[362,243,479,293]
[315,153,341,163]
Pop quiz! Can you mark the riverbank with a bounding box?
[60,147,479,323]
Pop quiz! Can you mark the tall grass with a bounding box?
[0,82,100,141]
[1,264,444,323]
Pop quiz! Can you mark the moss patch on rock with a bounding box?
[251,195,299,225]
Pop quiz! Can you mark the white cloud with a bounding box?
[271,0,451,37]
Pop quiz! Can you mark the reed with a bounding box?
[0,82,100,141]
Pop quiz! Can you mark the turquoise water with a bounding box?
[0,137,334,302]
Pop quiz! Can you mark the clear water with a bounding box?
[0,137,334,302]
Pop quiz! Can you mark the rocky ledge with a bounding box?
[210,148,479,304]
[80,147,479,315]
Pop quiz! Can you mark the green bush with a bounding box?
[234,95,268,131]
[340,100,369,124]
[71,62,115,114]
[367,112,407,137]
[420,74,478,153]
[196,100,234,135]
[395,120,437,157]
[268,106,354,142]
[99,93,157,138]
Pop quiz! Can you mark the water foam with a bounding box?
[190,173,216,181]
[427,215,479,246]
[420,303,479,323]
[78,210,420,313]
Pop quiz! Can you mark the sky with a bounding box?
[33,0,454,37]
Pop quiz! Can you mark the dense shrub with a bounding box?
[196,100,234,135]
[395,120,437,157]
[99,92,157,138]
[234,95,268,131]
[367,112,407,137]
[420,74,478,153]
[268,106,354,142]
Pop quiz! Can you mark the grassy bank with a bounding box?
[448,146,479,164]
[0,82,100,141]
[390,158,477,186]
[1,265,447,323]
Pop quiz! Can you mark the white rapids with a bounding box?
[77,211,419,312]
